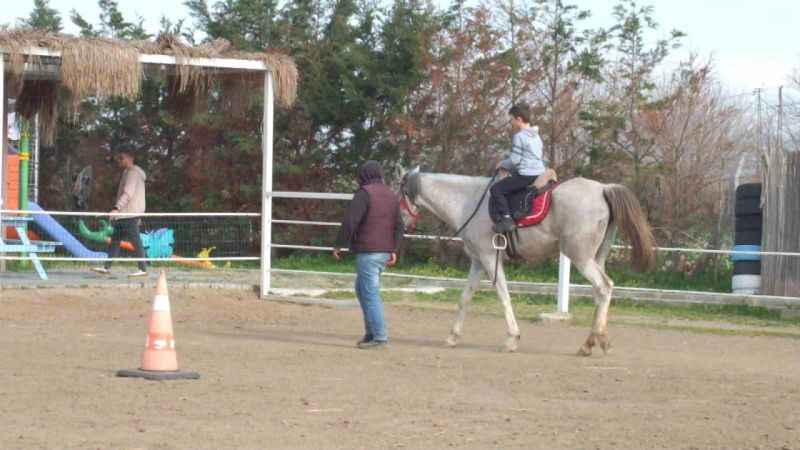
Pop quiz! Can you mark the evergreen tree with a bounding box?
[533,0,607,168]
[185,0,281,50]
[19,0,63,32]
[186,0,437,182]
[69,10,97,37]
[580,0,683,197]
[614,0,683,186]
[71,0,151,39]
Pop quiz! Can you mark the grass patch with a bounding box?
[321,288,800,336]
[272,253,733,293]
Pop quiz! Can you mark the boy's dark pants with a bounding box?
[490,174,538,217]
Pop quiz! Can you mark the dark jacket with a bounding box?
[335,161,404,253]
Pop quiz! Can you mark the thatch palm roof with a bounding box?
[0,29,298,107]
[1,29,297,145]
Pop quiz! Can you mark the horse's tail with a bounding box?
[603,184,656,272]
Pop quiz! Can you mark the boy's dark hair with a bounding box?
[509,102,531,124]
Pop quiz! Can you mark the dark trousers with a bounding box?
[490,174,538,217]
[105,218,147,271]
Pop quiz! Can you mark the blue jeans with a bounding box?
[355,252,390,342]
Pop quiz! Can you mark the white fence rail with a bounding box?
[3,188,798,313]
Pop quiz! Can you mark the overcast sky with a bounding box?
[2,0,798,94]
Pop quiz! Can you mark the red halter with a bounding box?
[399,195,420,232]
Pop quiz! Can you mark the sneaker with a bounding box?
[91,267,111,275]
[357,340,388,350]
[356,335,374,346]
[127,270,148,278]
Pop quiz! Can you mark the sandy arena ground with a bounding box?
[1,284,799,450]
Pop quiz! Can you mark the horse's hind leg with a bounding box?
[572,258,614,356]
[447,259,483,347]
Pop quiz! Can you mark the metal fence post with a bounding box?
[557,252,571,314]
[260,71,274,298]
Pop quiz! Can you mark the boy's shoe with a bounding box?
[357,340,388,350]
[91,267,111,275]
[493,216,517,234]
[127,270,148,278]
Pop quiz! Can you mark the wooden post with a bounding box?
[762,87,800,296]
[762,150,800,297]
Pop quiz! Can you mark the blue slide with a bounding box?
[29,202,108,260]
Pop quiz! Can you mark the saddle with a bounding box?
[489,168,559,228]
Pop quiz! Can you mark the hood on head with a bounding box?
[523,126,539,137]
[357,160,383,185]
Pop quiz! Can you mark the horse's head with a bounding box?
[398,166,421,232]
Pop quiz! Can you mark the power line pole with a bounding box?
[778,85,783,152]
[755,87,762,155]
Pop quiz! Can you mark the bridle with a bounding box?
[398,174,420,232]
[398,169,498,237]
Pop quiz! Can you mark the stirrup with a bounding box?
[492,233,508,250]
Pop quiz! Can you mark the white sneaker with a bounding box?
[91,267,111,275]
[127,270,148,278]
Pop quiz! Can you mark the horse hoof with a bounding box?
[598,337,612,355]
[445,335,459,348]
[501,336,519,352]
[577,345,592,357]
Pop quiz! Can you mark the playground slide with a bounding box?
[28,202,108,259]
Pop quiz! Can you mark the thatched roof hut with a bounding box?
[0,29,296,297]
[0,29,298,143]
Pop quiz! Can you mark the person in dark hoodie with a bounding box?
[333,160,405,349]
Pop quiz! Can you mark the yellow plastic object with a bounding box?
[171,246,216,270]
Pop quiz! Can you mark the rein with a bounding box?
[452,171,498,238]
[401,169,504,286]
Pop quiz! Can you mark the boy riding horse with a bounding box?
[491,102,547,233]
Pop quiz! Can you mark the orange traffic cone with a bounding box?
[117,271,199,380]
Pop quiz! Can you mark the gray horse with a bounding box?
[398,169,655,355]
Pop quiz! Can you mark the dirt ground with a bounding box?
[1,285,799,450]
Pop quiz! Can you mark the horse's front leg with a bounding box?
[447,259,483,347]
[482,254,520,352]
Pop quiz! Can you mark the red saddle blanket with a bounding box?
[515,183,559,228]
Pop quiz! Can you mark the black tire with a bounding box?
[735,199,762,216]
[733,261,761,275]
[735,215,762,232]
[735,229,762,245]
[736,183,761,200]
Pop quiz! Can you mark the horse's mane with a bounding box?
[419,172,492,189]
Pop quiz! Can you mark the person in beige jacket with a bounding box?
[91,149,148,277]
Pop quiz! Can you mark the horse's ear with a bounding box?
[406,167,420,201]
